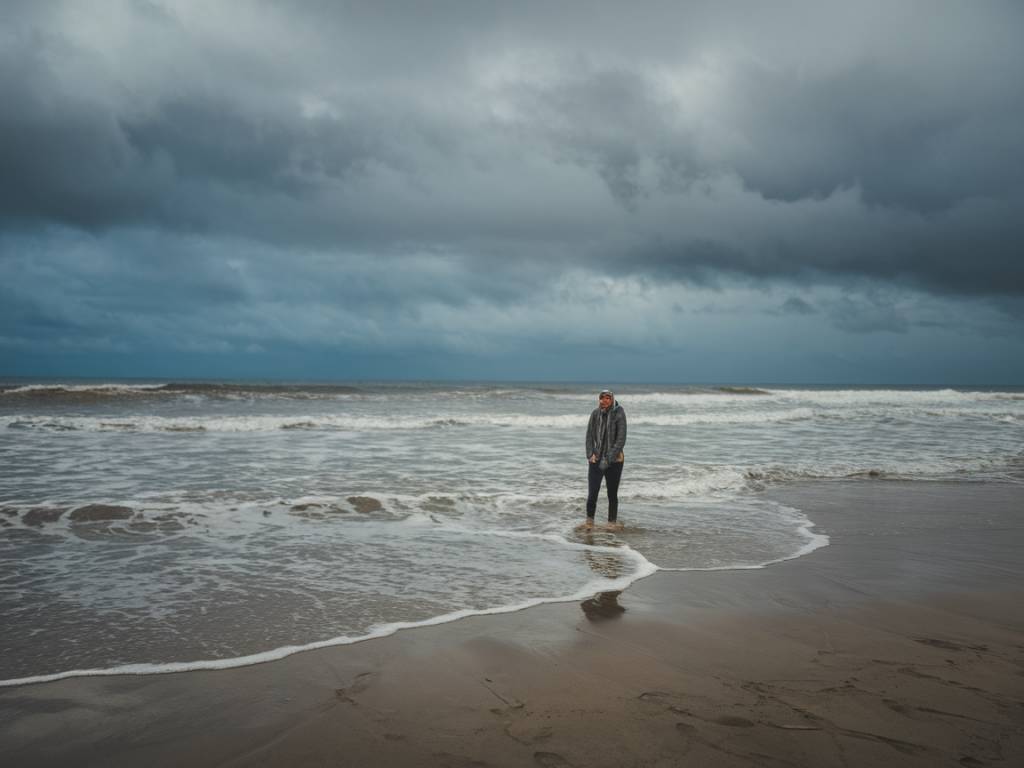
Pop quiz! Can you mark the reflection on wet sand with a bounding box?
[581,545,626,579]
[580,590,625,621]
[579,539,628,620]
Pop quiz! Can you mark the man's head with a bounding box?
[598,389,614,410]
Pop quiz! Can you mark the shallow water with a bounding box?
[1,380,1021,684]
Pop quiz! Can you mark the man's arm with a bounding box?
[585,412,596,459]
[610,408,627,460]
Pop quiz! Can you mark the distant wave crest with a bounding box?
[0,382,363,401]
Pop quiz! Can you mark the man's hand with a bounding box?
[589,453,598,463]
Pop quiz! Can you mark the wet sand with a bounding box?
[2,481,1023,767]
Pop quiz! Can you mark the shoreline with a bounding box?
[0,502,819,689]
[3,479,1023,767]
[0,544,659,690]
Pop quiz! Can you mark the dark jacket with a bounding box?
[585,401,627,464]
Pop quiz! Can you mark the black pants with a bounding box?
[586,460,624,522]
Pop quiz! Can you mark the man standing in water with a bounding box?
[584,389,627,531]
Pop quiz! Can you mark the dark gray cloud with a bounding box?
[2,1,1024,380]
[616,190,1024,298]
[0,32,155,228]
[827,294,910,335]
[720,59,1024,212]
[778,297,817,316]
[4,3,1022,266]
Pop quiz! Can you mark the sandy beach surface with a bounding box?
[3,480,1023,767]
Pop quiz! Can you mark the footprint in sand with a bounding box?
[334,671,375,703]
[959,756,987,767]
[882,698,911,715]
[533,752,574,768]
[431,753,489,768]
[914,637,988,652]
[714,715,756,727]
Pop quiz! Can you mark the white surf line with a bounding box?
[0,534,659,689]
[0,513,832,688]
[0,383,167,394]
[657,514,830,572]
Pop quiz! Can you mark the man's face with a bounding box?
[599,393,613,410]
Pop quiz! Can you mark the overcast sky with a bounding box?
[3,0,1023,383]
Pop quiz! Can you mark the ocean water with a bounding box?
[1,380,1022,685]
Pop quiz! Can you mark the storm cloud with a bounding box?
[2,1,1023,381]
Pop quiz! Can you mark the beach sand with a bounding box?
[2,481,1023,767]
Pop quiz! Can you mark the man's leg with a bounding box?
[605,461,624,523]
[586,462,603,520]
